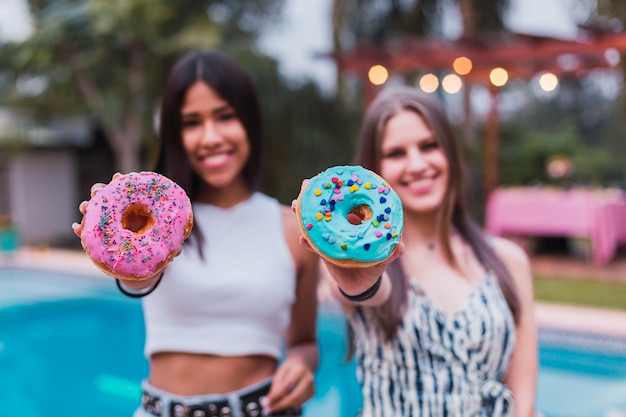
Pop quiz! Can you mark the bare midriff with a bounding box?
[149,352,278,395]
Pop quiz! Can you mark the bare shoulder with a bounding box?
[490,235,531,269]
[489,236,533,293]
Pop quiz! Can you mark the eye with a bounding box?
[181,118,201,128]
[382,148,405,159]
[214,105,238,122]
[218,111,237,122]
[420,141,439,151]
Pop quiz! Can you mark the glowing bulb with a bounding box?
[605,48,620,67]
[419,73,439,93]
[368,65,389,85]
[489,67,508,87]
[453,56,473,75]
[538,72,558,92]
[442,74,463,94]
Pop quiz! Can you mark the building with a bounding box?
[0,107,113,247]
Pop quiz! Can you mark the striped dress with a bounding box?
[349,272,516,417]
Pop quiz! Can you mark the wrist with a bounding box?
[116,272,163,298]
[338,275,383,302]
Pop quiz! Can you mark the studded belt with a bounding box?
[141,380,302,417]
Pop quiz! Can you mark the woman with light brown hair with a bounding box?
[315,85,537,417]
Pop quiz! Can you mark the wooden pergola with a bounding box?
[328,26,626,197]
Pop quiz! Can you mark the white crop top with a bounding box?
[142,193,297,359]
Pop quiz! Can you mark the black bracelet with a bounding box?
[115,272,163,298]
[338,275,383,302]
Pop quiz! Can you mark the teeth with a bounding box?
[408,178,432,188]
[203,154,228,165]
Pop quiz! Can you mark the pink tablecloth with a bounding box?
[485,188,626,265]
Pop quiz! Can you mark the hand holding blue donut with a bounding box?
[295,165,404,268]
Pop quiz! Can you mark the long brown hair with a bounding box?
[155,49,262,196]
[354,86,521,341]
[154,49,263,254]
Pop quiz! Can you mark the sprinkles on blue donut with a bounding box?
[298,165,403,265]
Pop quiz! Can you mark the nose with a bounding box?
[405,148,428,172]
[199,120,223,146]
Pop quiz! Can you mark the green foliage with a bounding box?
[332,0,510,45]
[465,81,626,190]
[0,0,361,194]
[231,51,361,204]
[498,121,622,186]
[534,277,626,310]
[0,0,284,172]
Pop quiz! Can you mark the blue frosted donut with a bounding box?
[297,165,403,266]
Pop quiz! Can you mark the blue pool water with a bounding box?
[1,267,626,417]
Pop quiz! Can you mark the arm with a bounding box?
[494,237,538,417]
[264,206,320,413]
[290,180,403,310]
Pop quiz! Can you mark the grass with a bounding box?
[534,276,626,310]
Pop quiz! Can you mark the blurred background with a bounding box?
[0,0,625,250]
[2,1,626,416]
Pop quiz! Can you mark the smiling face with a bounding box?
[379,109,449,216]
[180,81,250,201]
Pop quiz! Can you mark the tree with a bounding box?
[0,0,283,172]
[229,50,360,204]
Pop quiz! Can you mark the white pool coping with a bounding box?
[3,246,626,339]
[0,246,107,279]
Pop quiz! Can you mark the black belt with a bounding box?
[141,381,302,417]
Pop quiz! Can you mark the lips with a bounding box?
[199,151,233,169]
[404,174,438,194]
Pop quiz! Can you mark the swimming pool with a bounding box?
[2,267,626,417]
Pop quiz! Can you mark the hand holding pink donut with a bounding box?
[73,171,193,284]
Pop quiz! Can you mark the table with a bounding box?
[485,187,626,265]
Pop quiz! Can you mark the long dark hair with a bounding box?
[354,86,521,341]
[154,49,263,251]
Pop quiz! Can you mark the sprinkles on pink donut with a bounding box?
[298,165,403,265]
[81,171,193,280]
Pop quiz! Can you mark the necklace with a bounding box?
[426,229,457,250]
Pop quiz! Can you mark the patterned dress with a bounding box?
[350,272,516,417]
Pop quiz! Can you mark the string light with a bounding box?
[419,73,439,93]
[453,57,473,75]
[368,65,389,85]
[489,67,509,87]
[442,74,463,94]
[538,72,559,92]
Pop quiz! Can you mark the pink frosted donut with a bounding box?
[80,171,193,280]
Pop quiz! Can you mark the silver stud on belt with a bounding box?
[141,396,162,416]
[220,406,232,417]
[173,404,189,417]
[245,401,261,417]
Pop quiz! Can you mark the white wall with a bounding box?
[9,150,77,245]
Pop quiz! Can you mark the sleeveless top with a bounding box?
[142,192,297,359]
[349,272,516,417]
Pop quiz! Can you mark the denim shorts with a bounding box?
[134,377,302,417]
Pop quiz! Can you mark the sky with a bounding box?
[1,0,588,93]
[0,0,31,41]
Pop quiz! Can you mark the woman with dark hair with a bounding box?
[74,49,319,417]
[313,86,537,417]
